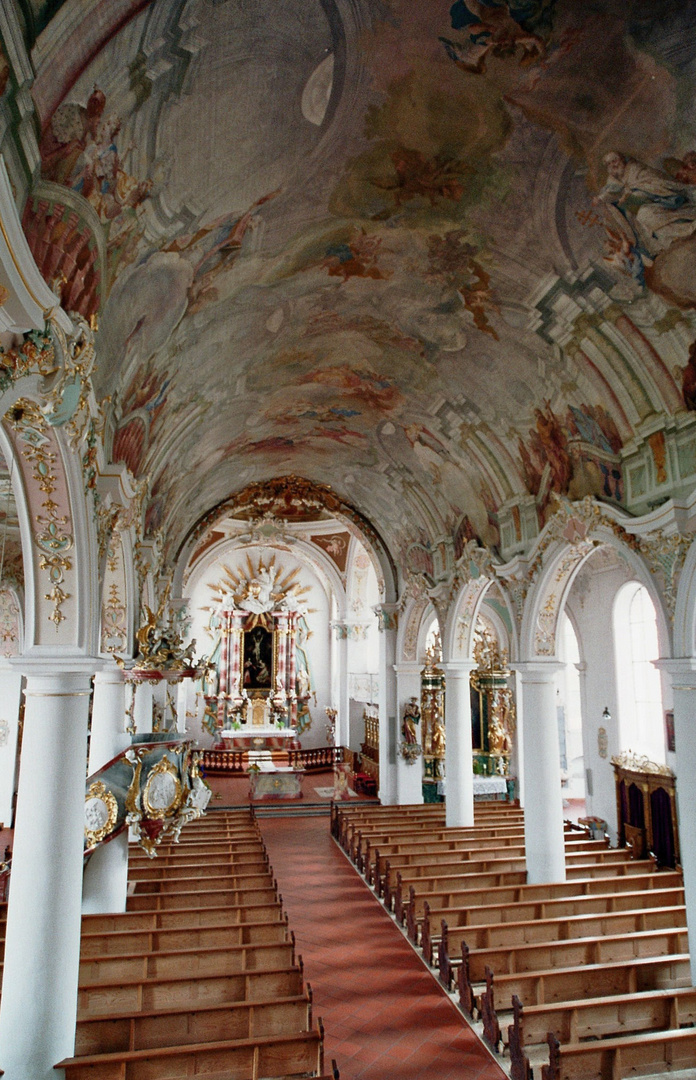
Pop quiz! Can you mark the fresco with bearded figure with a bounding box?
[8,0,696,566]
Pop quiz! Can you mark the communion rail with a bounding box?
[202,745,344,774]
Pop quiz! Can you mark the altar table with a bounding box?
[249,766,304,801]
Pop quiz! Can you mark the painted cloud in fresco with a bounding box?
[23,0,696,561]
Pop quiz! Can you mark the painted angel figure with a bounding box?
[441,0,551,75]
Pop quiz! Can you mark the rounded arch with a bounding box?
[417,604,441,664]
[173,475,398,606]
[0,402,98,654]
[673,535,696,658]
[397,593,430,664]
[444,574,518,663]
[520,507,670,664]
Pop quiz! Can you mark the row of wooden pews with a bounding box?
[332,800,692,1080]
[55,808,338,1080]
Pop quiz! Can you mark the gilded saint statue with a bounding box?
[431,719,446,758]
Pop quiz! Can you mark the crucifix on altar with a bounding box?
[204,555,315,746]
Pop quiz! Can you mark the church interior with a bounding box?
[2,0,696,1077]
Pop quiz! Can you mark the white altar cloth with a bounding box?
[436,775,508,798]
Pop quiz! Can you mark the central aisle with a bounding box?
[258,813,507,1080]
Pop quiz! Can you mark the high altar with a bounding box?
[204,557,315,795]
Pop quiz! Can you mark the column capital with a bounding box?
[394,662,423,676]
[441,659,477,679]
[22,670,94,696]
[93,662,126,685]
[655,657,696,690]
[373,603,399,632]
[10,652,104,678]
[512,659,564,682]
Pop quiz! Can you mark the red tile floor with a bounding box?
[257,814,507,1080]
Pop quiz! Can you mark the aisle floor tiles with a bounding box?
[258,815,507,1080]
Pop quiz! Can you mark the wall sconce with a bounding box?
[602,706,611,723]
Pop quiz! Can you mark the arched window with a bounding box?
[614,582,665,763]
[557,612,584,798]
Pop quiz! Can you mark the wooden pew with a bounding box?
[57,1027,326,1080]
[80,917,290,958]
[361,825,527,876]
[384,852,528,904]
[460,926,688,985]
[458,947,691,1016]
[437,907,686,987]
[84,900,285,933]
[542,1025,696,1080]
[393,858,657,924]
[394,869,528,924]
[78,938,297,985]
[375,839,616,895]
[75,990,313,1054]
[77,964,308,1017]
[127,884,280,911]
[336,803,523,857]
[508,983,696,1050]
[419,884,684,960]
[364,825,598,883]
[404,870,683,941]
[130,871,274,894]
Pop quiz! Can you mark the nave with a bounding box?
[258,811,506,1080]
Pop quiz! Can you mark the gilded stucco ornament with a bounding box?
[638,530,692,621]
[84,780,118,846]
[611,750,673,778]
[9,399,74,627]
[120,744,211,856]
[42,312,97,445]
[142,755,183,819]
[129,599,200,675]
[527,495,640,584]
[0,327,56,391]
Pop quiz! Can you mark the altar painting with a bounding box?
[242,625,275,691]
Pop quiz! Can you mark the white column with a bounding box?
[376,605,399,805]
[516,661,566,883]
[511,668,524,807]
[0,667,93,1080]
[0,666,23,827]
[177,679,188,734]
[658,659,696,984]
[442,661,476,827]
[394,662,423,805]
[84,664,129,915]
[334,625,351,749]
[88,665,128,774]
[133,679,153,734]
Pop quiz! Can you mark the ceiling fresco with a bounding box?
[6,0,696,570]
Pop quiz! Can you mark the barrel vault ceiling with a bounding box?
[5,0,696,574]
